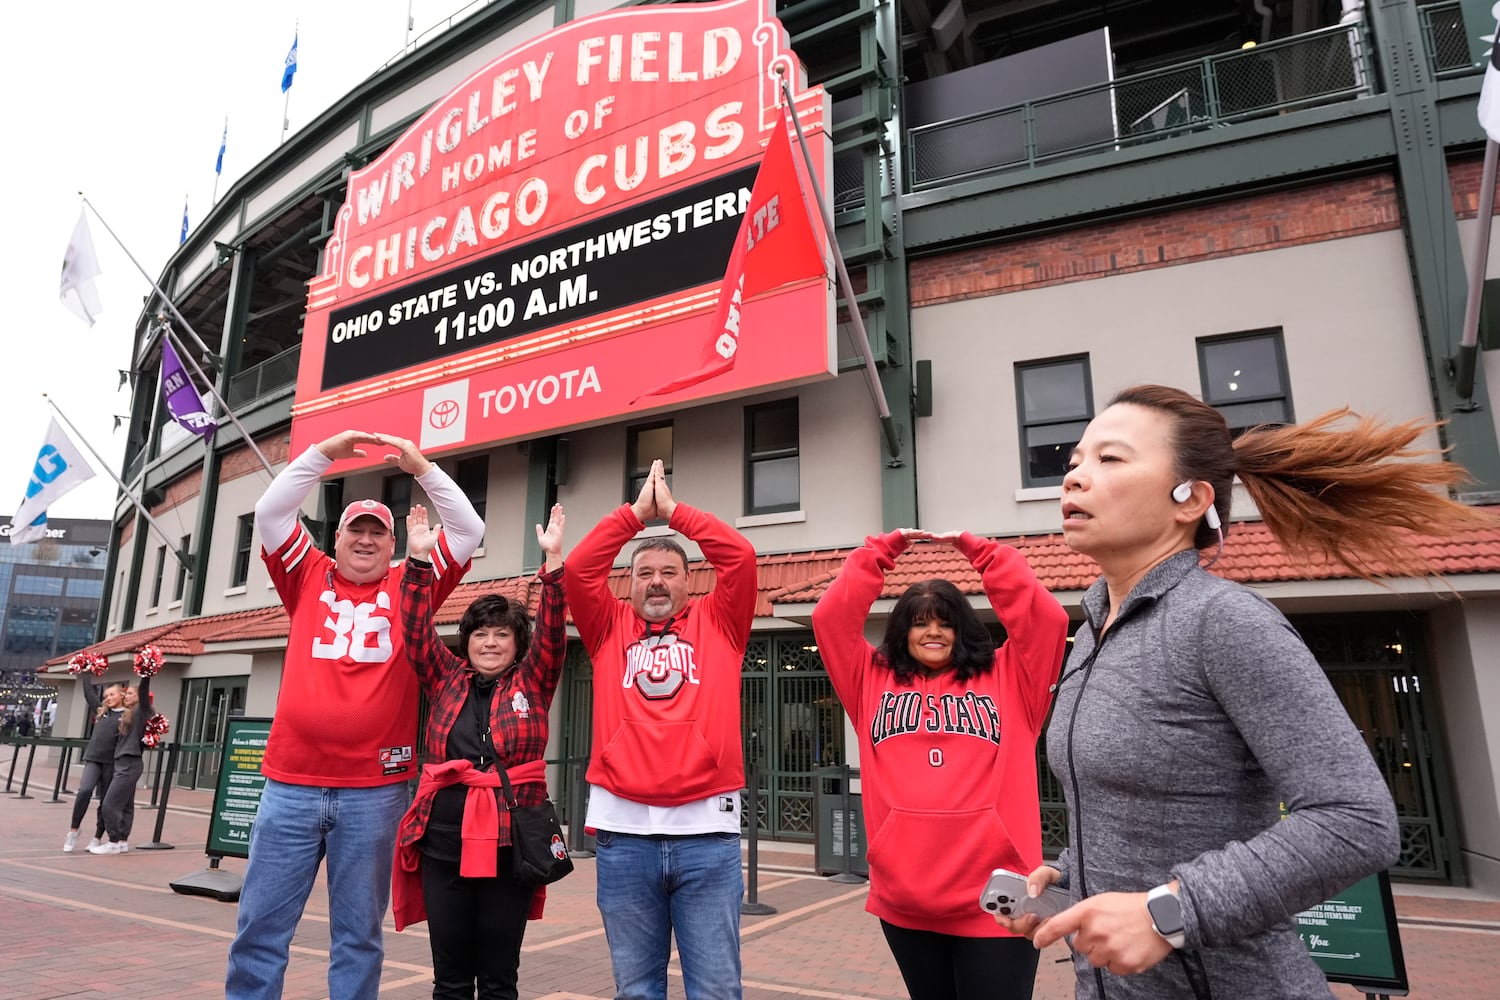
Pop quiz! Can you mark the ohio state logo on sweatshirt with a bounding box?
[869,690,1002,747]
[622,632,701,700]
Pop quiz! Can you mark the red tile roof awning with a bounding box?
[41,514,1500,670]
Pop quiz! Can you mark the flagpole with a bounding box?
[282,90,292,143]
[776,70,902,463]
[76,195,278,480]
[159,322,277,480]
[44,396,189,570]
[1456,138,1498,401]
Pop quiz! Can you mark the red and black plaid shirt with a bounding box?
[399,559,566,847]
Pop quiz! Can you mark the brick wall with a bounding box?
[221,433,290,483]
[1448,157,1500,220]
[909,173,1402,308]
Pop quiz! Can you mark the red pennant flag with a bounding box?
[633,118,826,403]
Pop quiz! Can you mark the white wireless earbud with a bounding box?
[1175,480,1224,531]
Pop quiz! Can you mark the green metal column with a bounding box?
[1371,0,1500,489]
[186,246,257,616]
[522,437,558,572]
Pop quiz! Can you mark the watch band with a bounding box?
[1146,884,1187,949]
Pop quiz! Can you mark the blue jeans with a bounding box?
[595,830,743,1000]
[225,779,409,1000]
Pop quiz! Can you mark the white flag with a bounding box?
[1480,19,1500,143]
[59,209,103,326]
[8,418,97,545]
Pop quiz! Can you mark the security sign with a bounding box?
[291,0,834,470]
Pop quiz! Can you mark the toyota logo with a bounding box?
[428,399,460,429]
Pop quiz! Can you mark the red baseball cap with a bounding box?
[337,499,395,532]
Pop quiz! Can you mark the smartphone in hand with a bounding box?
[978,868,1070,921]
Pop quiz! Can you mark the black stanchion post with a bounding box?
[135,743,178,851]
[828,764,866,884]
[5,741,20,792]
[15,740,40,799]
[567,758,594,858]
[49,743,72,803]
[149,745,167,807]
[741,760,776,915]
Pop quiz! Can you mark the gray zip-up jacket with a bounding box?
[1048,550,1398,1000]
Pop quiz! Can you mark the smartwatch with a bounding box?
[1146,884,1186,949]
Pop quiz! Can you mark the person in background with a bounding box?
[90,675,153,854]
[565,459,757,1000]
[812,528,1068,1000]
[393,502,568,1000]
[63,681,124,853]
[225,430,483,1000]
[997,385,1490,998]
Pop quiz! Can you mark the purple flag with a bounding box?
[160,339,216,438]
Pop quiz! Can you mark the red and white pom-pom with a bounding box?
[68,652,108,677]
[133,645,164,677]
[142,713,170,749]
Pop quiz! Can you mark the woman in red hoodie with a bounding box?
[812,529,1068,1000]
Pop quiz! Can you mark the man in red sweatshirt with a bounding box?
[566,458,757,1000]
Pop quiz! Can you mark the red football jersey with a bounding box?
[260,523,467,787]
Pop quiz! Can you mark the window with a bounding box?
[625,422,674,503]
[173,534,191,602]
[383,474,413,555]
[455,455,489,523]
[231,514,255,587]
[1198,329,1292,434]
[149,545,167,608]
[14,575,65,596]
[65,577,105,599]
[745,399,800,513]
[1016,357,1093,486]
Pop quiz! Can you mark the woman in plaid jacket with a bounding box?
[394,502,568,1000]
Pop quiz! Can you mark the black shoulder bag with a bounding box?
[472,682,572,885]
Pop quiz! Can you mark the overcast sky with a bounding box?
[1,0,477,526]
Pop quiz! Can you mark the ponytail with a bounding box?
[1232,409,1489,579]
[1109,385,1494,580]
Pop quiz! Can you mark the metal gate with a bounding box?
[741,632,843,840]
[1293,613,1455,881]
[558,631,841,841]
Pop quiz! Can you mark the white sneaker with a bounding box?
[63,831,78,853]
[87,842,123,855]
[117,842,129,853]
[86,837,102,850]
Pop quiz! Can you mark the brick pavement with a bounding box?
[1,755,1495,999]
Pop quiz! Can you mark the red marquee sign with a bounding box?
[290,0,834,471]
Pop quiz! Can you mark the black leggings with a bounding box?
[420,851,536,1000]
[881,921,1040,1000]
[69,760,113,836]
[100,756,143,842]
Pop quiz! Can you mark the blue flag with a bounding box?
[180,197,189,245]
[216,119,227,176]
[282,32,298,93]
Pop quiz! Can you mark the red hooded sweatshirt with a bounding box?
[565,503,757,805]
[812,531,1068,936]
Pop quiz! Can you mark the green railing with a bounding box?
[1420,1,1483,79]
[908,22,1376,189]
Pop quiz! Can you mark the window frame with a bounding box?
[743,398,801,515]
[173,533,191,602]
[1014,355,1095,488]
[1196,328,1294,433]
[382,474,414,556]
[230,514,255,588]
[149,545,167,608]
[624,420,674,505]
[454,454,490,523]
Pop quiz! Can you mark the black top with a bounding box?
[420,675,505,863]
[81,682,122,764]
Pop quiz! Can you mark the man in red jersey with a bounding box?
[566,458,758,1000]
[226,430,483,1000]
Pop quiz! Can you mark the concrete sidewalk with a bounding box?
[1,758,1495,999]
